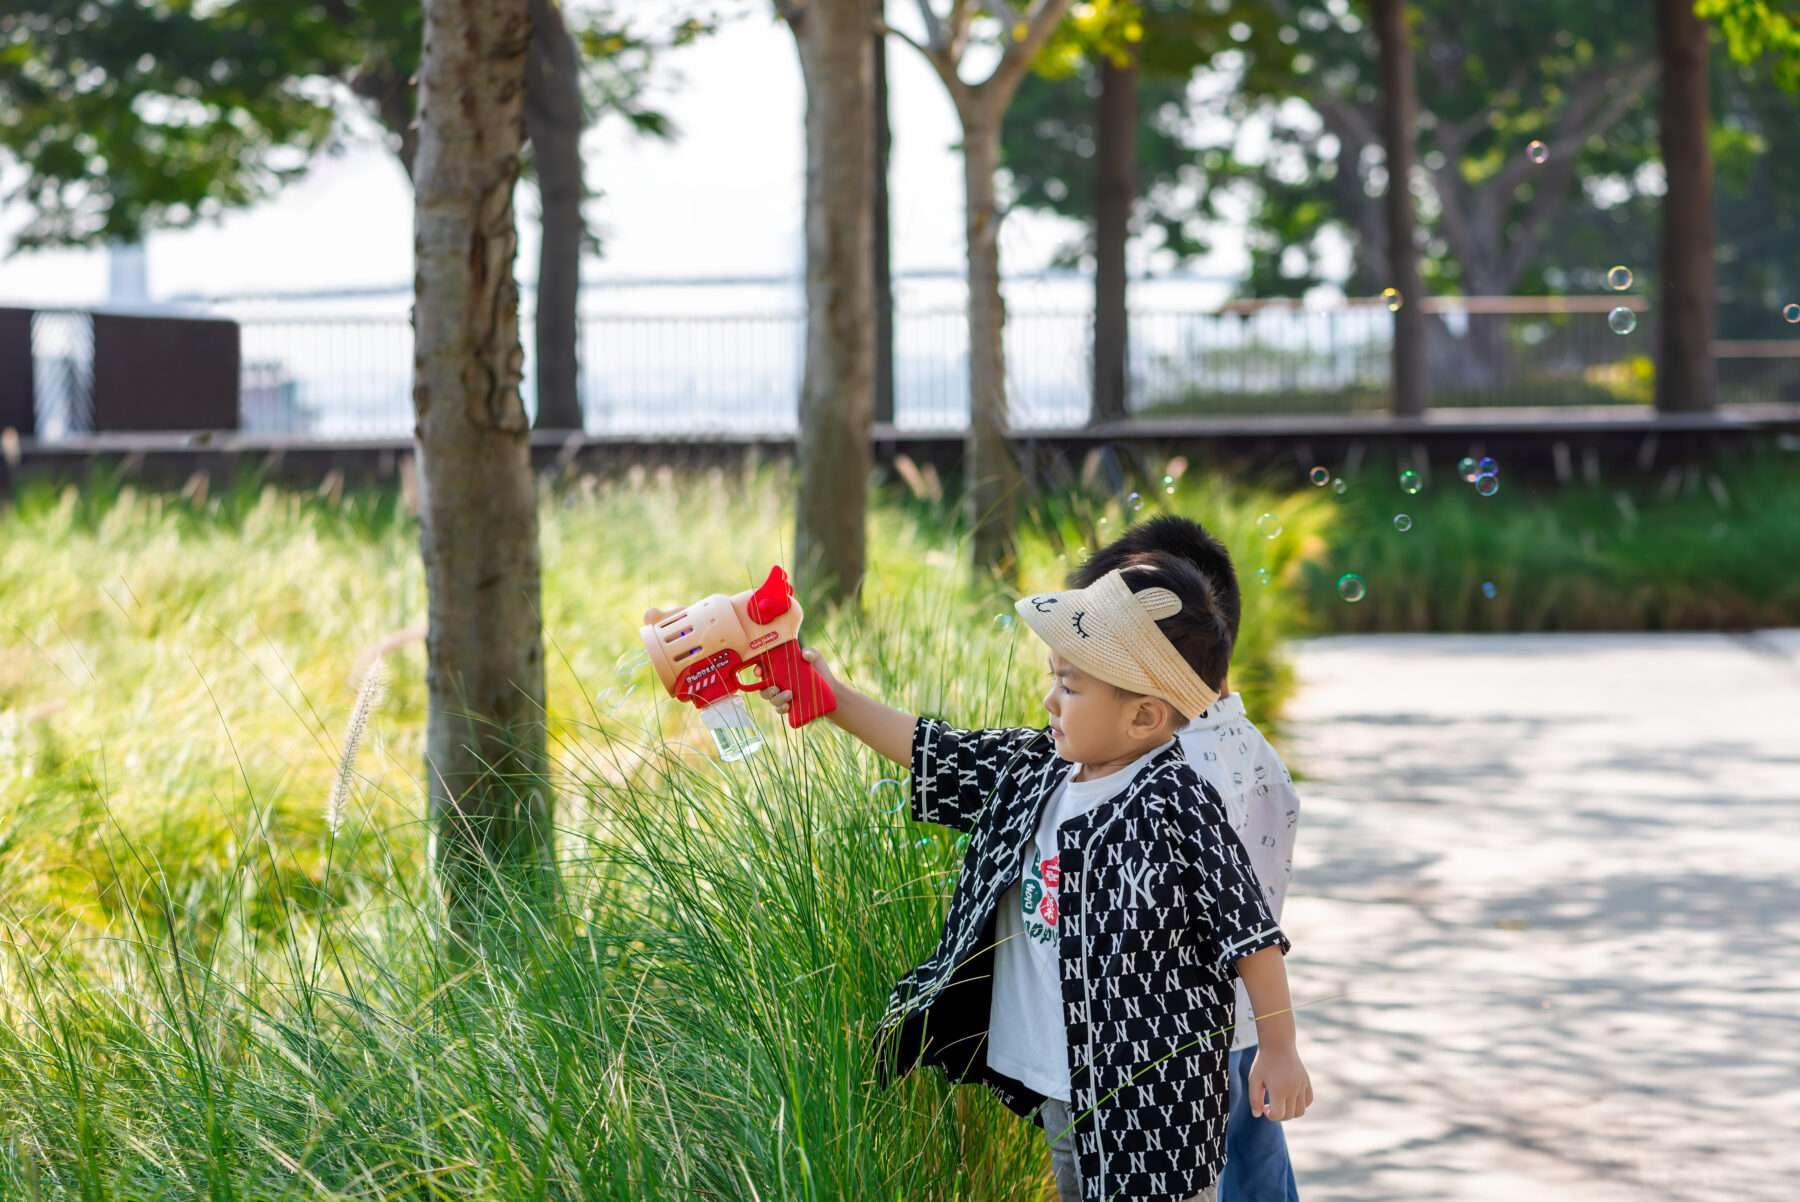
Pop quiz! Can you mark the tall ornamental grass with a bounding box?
[1301,451,1800,631]
[0,463,1327,1199]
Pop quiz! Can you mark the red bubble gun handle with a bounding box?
[749,638,837,729]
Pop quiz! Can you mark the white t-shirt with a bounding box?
[1177,693,1300,1051]
[986,740,1176,1100]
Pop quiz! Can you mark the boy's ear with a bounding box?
[1130,695,1176,739]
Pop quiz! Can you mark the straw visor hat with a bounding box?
[1014,568,1220,720]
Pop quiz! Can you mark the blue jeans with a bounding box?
[1219,1045,1300,1202]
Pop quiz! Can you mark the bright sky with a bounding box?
[0,3,1259,310]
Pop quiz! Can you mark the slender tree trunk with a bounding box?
[788,0,875,605]
[873,23,895,428]
[1373,0,1429,416]
[1091,55,1136,424]
[413,0,549,942]
[960,106,1022,574]
[524,0,585,430]
[1655,0,1715,413]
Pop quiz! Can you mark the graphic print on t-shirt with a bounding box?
[1019,851,1060,939]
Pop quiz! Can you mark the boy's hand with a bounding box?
[1245,1043,1313,1121]
[760,646,838,716]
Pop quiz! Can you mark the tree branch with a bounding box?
[987,0,1076,100]
[1496,60,1659,286]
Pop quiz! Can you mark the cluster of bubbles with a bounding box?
[1163,474,1177,495]
[1256,512,1283,539]
[1606,264,1638,335]
[601,649,655,715]
[1382,287,1403,312]
[1458,455,1501,497]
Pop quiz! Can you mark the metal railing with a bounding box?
[24,298,1800,440]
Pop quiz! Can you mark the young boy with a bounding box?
[1074,518,1304,1202]
[761,556,1311,1202]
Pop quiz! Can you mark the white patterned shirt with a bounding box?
[1178,694,1300,1051]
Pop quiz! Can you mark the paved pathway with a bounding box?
[1280,631,1800,1202]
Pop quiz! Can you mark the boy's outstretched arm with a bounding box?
[761,646,916,767]
[1235,946,1314,1121]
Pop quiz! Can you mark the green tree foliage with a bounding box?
[0,0,710,252]
[1000,0,1296,264]
[1210,0,1663,300]
[1700,0,1800,89]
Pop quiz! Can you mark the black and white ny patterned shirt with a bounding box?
[876,719,1290,1202]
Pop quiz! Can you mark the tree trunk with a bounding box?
[873,24,895,428]
[960,107,1022,575]
[1091,55,1136,424]
[788,0,875,605]
[413,0,549,942]
[1654,0,1715,413]
[524,0,586,431]
[1373,0,1429,417]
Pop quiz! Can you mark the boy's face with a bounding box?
[1041,651,1180,770]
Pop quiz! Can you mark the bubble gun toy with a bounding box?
[638,566,837,760]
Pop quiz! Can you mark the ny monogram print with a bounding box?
[880,719,1289,1202]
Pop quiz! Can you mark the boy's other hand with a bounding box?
[1246,1044,1313,1121]
[760,646,837,716]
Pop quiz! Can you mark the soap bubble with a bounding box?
[598,687,624,713]
[1332,477,1347,495]
[1607,265,1633,291]
[1393,514,1412,532]
[1784,303,1799,323]
[1256,568,1272,584]
[1458,456,1478,481]
[1336,574,1366,603]
[1256,513,1283,539]
[870,778,907,814]
[1127,492,1143,511]
[1477,456,1498,476]
[1527,139,1548,164]
[995,613,1016,631]
[1382,287,1403,312]
[1398,469,1423,495]
[1476,474,1500,497]
[1309,466,1330,486]
[1608,306,1637,335]
[1482,581,1498,599]
[615,649,652,682]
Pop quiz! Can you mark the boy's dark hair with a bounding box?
[1110,553,1233,703]
[1070,515,1241,647]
